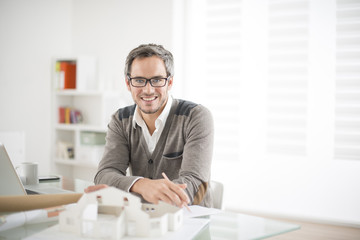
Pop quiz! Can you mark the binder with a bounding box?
[60,62,76,89]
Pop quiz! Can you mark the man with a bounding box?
[90,44,214,208]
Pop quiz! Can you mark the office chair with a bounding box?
[210,180,224,210]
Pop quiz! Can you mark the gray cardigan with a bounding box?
[94,99,214,207]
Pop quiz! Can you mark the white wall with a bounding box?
[0,0,175,175]
[71,0,175,98]
[0,0,73,173]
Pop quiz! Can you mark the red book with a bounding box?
[60,62,76,89]
[58,107,65,123]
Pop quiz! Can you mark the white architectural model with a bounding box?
[59,187,183,239]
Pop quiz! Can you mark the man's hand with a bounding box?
[84,184,109,193]
[130,178,189,207]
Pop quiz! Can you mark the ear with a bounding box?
[125,78,131,91]
[167,77,173,90]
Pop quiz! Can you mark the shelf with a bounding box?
[52,56,115,181]
[55,158,98,169]
[55,89,103,96]
[55,124,107,132]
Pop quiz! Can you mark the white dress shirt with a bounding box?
[133,96,173,154]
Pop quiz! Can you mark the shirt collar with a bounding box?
[133,96,173,129]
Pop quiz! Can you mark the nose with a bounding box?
[143,81,155,93]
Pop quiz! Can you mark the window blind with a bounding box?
[335,0,360,160]
[187,0,360,162]
[267,0,309,156]
[205,0,242,161]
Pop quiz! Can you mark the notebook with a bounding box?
[0,143,72,195]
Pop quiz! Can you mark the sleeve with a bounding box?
[94,112,141,192]
[172,105,214,205]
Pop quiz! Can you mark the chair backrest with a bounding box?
[210,180,224,210]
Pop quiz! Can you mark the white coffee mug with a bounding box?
[17,162,39,185]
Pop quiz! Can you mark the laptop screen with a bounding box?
[0,143,27,196]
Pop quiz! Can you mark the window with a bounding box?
[335,0,360,160]
[182,0,360,162]
[204,0,242,162]
[123,197,129,206]
[151,221,161,229]
[179,0,360,222]
[267,0,309,156]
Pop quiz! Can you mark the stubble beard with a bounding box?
[137,95,168,115]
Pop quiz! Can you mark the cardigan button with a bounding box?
[148,159,153,164]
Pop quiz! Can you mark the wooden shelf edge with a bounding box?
[55,124,107,132]
[55,159,98,169]
[54,89,103,96]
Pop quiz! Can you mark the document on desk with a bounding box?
[184,205,221,218]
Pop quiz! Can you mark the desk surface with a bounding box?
[0,178,300,240]
[194,212,300,239]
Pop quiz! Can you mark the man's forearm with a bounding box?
[94,168,140,192]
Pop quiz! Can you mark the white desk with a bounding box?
[0,178,300,239]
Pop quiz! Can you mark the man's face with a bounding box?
[126,56,173,117]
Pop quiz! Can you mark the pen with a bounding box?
[162,172,191,212]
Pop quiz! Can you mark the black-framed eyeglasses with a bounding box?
[127,75,170,88]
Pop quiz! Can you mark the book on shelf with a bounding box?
[58,107,83,124]
[58,107,65,123]
[55,61,76,89]
[57,141,74,159]
[65,108,71,124]
[54,57,97,90]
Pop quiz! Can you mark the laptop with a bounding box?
[0,143,72,195]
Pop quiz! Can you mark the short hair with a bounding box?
[124,44,174,77]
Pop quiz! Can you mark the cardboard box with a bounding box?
[0,193,82,212]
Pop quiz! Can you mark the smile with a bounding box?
[141,96,157,102]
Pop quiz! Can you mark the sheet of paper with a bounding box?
[24,218,210,240]
[183,205,222,218]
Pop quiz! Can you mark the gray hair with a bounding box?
[124,44,174,77]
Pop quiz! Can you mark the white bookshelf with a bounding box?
[51,57,123,181]
[55,123,107,132]
[54,158,98,168]
[55,89,103,96]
